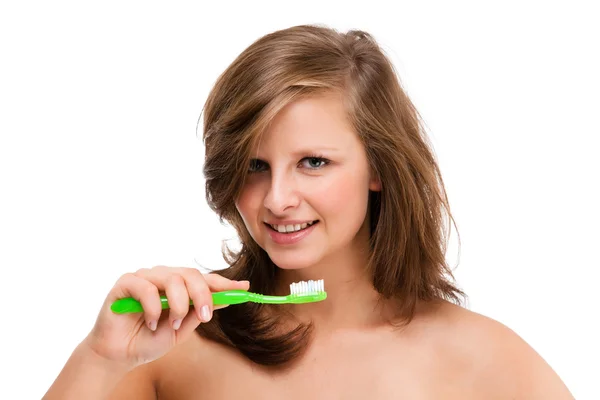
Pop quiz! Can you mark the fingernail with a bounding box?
[148,320,157,331]
[172,319,182,330]
[201,305,211,322]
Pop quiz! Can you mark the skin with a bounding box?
[47,92,574,399]
[235,90,385,329]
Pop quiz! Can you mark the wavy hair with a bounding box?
[196,24,465,367]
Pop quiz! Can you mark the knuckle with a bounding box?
[183,270,206,289]
[144,284,159,297]
[184,267,203,277]
[166,273,185,287]
[134,267,150,276]
[119,272,135,281]
[188,284,210,304]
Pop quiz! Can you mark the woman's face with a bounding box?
[235,92,380,270]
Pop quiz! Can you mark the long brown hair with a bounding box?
[196,24,465,367]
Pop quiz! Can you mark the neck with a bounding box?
[274,226,394,331]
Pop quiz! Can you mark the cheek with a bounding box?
[310,170,370,225]
[235,185,263,228]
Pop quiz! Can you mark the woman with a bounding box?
[45,25,573,399]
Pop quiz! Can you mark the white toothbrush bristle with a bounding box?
[289,279,325,295]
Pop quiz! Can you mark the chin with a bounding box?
[266,249,323,270]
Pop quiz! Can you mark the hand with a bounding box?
[83,266,249,369]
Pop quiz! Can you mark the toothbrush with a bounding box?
[110,279,327,314]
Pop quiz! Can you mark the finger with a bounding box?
[202,272,250,292]
[178,268,215,323]
[112,273,162,331]
[163,273,190,331]
[176,303,229,341]
[134,267,191,330]
[135,267,244,322]
[176,306,203,336]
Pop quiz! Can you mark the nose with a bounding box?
[263,170,300,215]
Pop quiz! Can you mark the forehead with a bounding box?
[255,92,357,153]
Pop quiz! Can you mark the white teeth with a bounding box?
[269,221,318,233]
[289,279,325,295]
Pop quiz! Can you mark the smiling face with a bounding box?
[235,91,381,270]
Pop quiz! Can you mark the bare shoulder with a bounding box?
[418,300,574,399]
[108,360,157,399]
[107,334,218,399]
[149,331,249,398]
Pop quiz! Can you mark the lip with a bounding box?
[265,221,319,245]
[265,219,317,226]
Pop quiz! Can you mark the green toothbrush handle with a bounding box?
[212,290,252,305]
[110,290,251,314]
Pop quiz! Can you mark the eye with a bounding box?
[300,157,330,170]
[248,159,268,173]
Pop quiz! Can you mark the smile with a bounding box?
[266,220,319,234]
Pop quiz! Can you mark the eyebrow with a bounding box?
[250,147,341,158]
[289,147,341,156]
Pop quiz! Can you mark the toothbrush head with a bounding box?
[287,279,327,303]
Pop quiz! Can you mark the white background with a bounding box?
[1,1,598,398]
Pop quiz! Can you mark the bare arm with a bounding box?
[43,267,247,399]
[474,319,575,399]
[512,334,574,399]
[108,360,157,399]
[43,339,155,400]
